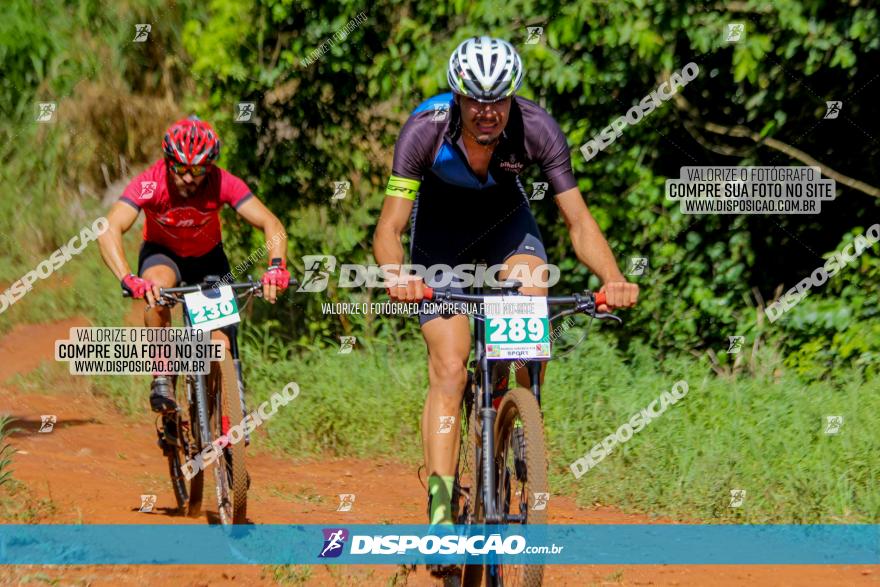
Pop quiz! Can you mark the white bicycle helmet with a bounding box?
[447,36,524,103]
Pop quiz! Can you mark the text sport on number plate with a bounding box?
[484,296,550,360]
[184,286,241,332]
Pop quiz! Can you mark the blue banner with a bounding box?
[0,524,877,565]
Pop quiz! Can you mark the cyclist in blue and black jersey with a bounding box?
[373,36,639,534]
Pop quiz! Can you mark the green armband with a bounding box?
[385,176,420,201]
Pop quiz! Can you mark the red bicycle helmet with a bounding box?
[162,116,221,165]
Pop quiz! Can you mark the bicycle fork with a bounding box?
[477,321,501,524]
[182,310,213,456]
[193,374,212,453]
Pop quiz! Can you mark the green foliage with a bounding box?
[772,229,880,382]
[0,416,16,487]
[262,564,313,585]
[546,333,879,523]
[175,0,880,381]
[0,0,877,525]
[238,329,425,460]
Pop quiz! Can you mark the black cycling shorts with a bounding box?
[409,178,548,326]
[137,241,232,286]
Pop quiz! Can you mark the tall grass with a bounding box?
[10,289,874,524]
[542,333,879,523]
[0,244,130,336]
[0,416,16,487]
[1,1,875,526]
[222,323,878,523]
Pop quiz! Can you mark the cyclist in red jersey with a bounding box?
[98,116,291,413]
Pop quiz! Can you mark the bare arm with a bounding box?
[234,197,288,261]
[373,196,425,301]
[373,196,411,267]
[234,197,288,302]
[554,187,638,310]
[97,202,140,280]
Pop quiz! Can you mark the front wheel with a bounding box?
[209,354,248,524]
[163,375,204,517]
[452,373,483,587]
[494,387,549,587]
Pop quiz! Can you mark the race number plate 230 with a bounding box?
[184,286,241,332]
[484,296,550,360]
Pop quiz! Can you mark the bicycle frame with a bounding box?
[148,277,268,460]
[177,301,244,457]
[472,299,545,524]
[435,282,618,527]
[472,311,500,522]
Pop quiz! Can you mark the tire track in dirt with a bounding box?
[0,319,876,586]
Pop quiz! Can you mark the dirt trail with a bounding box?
[0,319,876,586]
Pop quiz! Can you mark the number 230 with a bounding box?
[192,300,233,323]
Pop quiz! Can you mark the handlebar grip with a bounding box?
[595,291,606,306]
[422,286,434,300]
[122,290,131,298]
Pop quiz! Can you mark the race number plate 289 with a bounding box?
[484,296,550,360]
[184,286,241,332]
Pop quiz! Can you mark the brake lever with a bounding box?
[593,311,622,323]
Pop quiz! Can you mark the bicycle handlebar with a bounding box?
[122,278,298,298]
[420,286,621,323]
[421,286,606,307]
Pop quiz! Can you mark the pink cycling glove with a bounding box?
[121,274,154,298]
[261,261,291,290]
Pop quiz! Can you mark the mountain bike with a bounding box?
[423,281,621,586]
[124,274,296,525]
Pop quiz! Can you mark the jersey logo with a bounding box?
[155,206,213,228]
[498,154,524,174]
